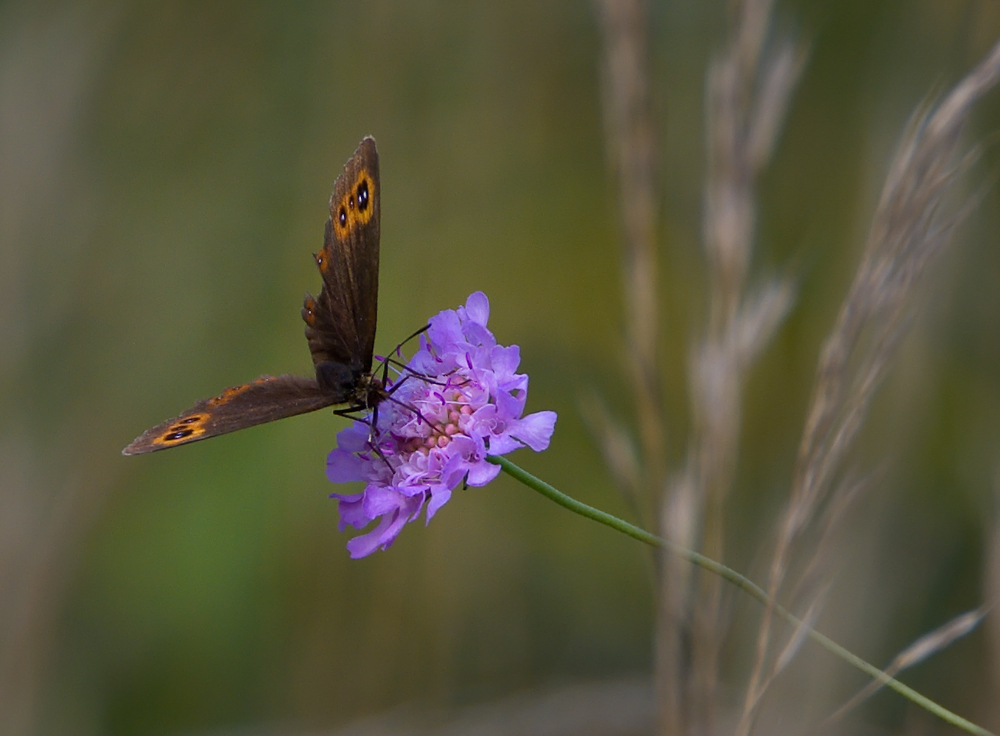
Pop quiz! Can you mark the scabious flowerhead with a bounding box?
[326,292,557,557]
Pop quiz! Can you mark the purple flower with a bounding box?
[327,292,557,558]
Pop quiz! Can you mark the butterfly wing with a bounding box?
[124,139,382,456]
[302,136,380,376]
[122,375,339,455]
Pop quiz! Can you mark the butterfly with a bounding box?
[123,137,391,455]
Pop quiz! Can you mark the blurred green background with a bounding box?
[4,1,1000,734]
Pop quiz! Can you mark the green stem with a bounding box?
[488,455,993,736]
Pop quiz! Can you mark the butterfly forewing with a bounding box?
[122,375,340,455]
[303,137,380,374]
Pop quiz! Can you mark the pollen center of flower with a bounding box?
[407,393,471,455]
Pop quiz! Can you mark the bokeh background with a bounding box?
[4,1,1000,734]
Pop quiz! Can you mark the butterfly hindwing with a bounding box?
[302,136,380,374]
[122,375,339,455]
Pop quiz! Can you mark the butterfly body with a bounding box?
[123,137,384,456]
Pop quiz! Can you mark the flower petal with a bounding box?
[428,309,463,348]
[426,486,453,520]
[487,434,522,455]
[332,493,369,530]
[346,513,397,558]
[495,385,526,419]
[326,448,365,483]
[363,484,406,517]
[462,291,490,326]
[336,422,371,452]
[512,410,558,451]
[466,460,502,486]
[491,344,520,378]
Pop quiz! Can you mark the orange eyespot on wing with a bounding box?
[150,413,210,448]
[125,408,212,454]
[331,169,377,240]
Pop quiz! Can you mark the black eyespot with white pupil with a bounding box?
[357,180,369,211]
[338,207,347,227]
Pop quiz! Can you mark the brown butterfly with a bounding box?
[123,137,391,455]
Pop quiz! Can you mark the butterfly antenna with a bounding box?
[395,324,430,354]
[372,324,431,383]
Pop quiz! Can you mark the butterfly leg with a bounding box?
[333,404,396,470]
[383,359,467,390]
